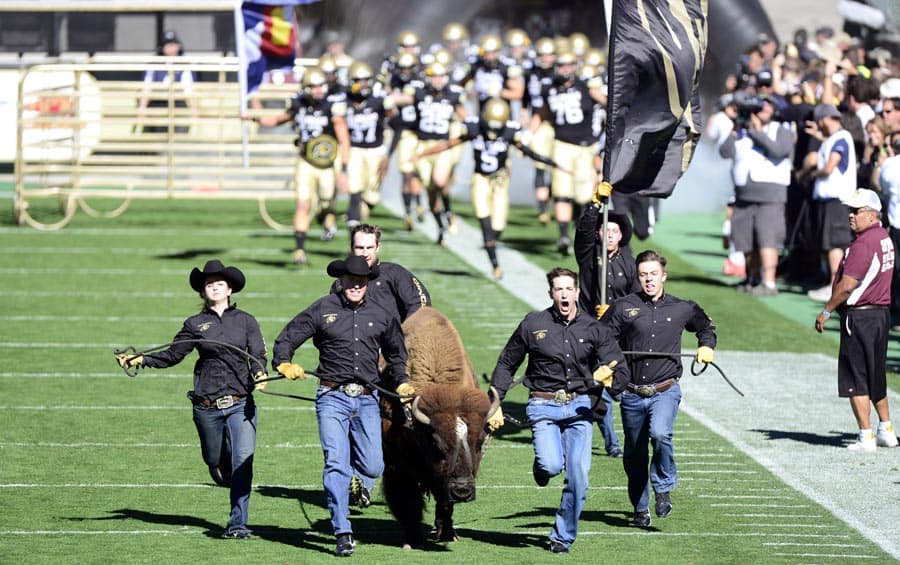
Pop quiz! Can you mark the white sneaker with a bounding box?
[877,425,899,447]
[806,285,831,302]
[847,430,877,452]
[846,439,877,452]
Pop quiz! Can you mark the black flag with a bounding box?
[604,0,708,197]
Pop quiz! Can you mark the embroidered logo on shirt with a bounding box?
[533,330,548,340]
[197,322,212,332]
[323,313,338,324]
[625,308,640,318]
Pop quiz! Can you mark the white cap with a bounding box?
[841,188,882,212]
[881,77,900,99]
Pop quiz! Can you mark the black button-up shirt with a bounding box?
[272,293,408,387]
[604,291,716,392]
[143,303,267,399]
[490,307,628,401]
[331,261,430,322]
[575,204,639,314]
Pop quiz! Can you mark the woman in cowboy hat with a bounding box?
[116,259,266,539]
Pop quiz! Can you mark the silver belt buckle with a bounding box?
[215,395,235,409]
[553,389,570,403]
[342,383,363,398]
[635,385,655,398]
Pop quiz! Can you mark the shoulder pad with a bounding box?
[331,100,348,116]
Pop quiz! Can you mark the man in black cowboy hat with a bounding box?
[115,259,266,539]
[574,202,638,459]
[272,255,412,556]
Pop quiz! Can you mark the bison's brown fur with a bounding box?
[381,307,492,548]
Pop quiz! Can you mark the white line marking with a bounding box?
[0,530,202,535]
[762,542,866,547]
[0,315,290,323]
[0,442,323,449]
[737,523,836,529]
[699,494,797,499]
[711,503,811,508]
[771,553,879,559]
[723,513,824,519]
[0,290,305,299]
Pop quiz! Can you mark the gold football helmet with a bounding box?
[443,22,469,43]
[425,61,449,77]
[580,64,600,80]
[555,51,578,66]
[554,35,571,56]
[432,48,453,67]
[482,98,510,130]
[535,37,555,56]
[303,67,327,87]
[318,55,338,75]
[348,61,373,81]
[505,28,531,49]
[570,32,590,56]
[396,51,418,70]
[584,48,606,68]
[479,34,503,55]
[397,30,420,49]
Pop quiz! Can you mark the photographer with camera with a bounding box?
[719,94,793,296]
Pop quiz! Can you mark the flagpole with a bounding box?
[599,0,614,313]
[234,0,250,167]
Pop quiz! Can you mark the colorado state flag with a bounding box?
[242,1,314,94]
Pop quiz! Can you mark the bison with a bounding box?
[381,306,500,549]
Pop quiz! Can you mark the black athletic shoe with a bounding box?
[608,447,624,458]
[349,476,371,508]
[335,533,355,556]
[655,491,672,517]
[549,541,570,553]
[222,529,251,539]
[632,510,652,527]
[557,236,571,256]
[532,460,550,487]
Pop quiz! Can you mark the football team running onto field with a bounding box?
[117,20,897,558]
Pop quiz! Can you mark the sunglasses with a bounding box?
[848,207,873,214]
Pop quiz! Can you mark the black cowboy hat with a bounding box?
[189,260,246,293]
[605,211,633,248]
[326,255,379,279]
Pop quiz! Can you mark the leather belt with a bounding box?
[320,380,374,397]
[845,304,888,311]
[626,378,677,398]
[194,394,244,409]
[531,390,579,403]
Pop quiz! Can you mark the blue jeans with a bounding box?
[597,388,621,454]
[619,383,681,512]
[527,394,593,549]
[316,387,384,535]
[193,396,257,533]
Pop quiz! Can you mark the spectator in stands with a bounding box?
[137,31,196,134]
[860,116,890,191]
[719,96,793,296]
[800,103,857,302]
[877,133,900,328]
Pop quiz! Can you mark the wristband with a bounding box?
[820,309,831,319]
[341,163,348,174]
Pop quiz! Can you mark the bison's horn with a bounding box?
[486,386,501,419]
[411,395,431,426]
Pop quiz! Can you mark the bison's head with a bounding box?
[410,384,501,502]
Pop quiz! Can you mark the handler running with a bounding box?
[604,250,717,527]
[272,255,412,556]
[116,260,266,539]
[487,267,628,553]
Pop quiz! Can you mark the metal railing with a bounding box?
[13,56,316,230]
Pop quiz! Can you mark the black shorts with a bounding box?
[837,307,889,399]
[813,198,852,251]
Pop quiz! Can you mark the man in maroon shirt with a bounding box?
[815,188,898,452]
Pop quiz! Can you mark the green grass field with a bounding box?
[1,198,895,563]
